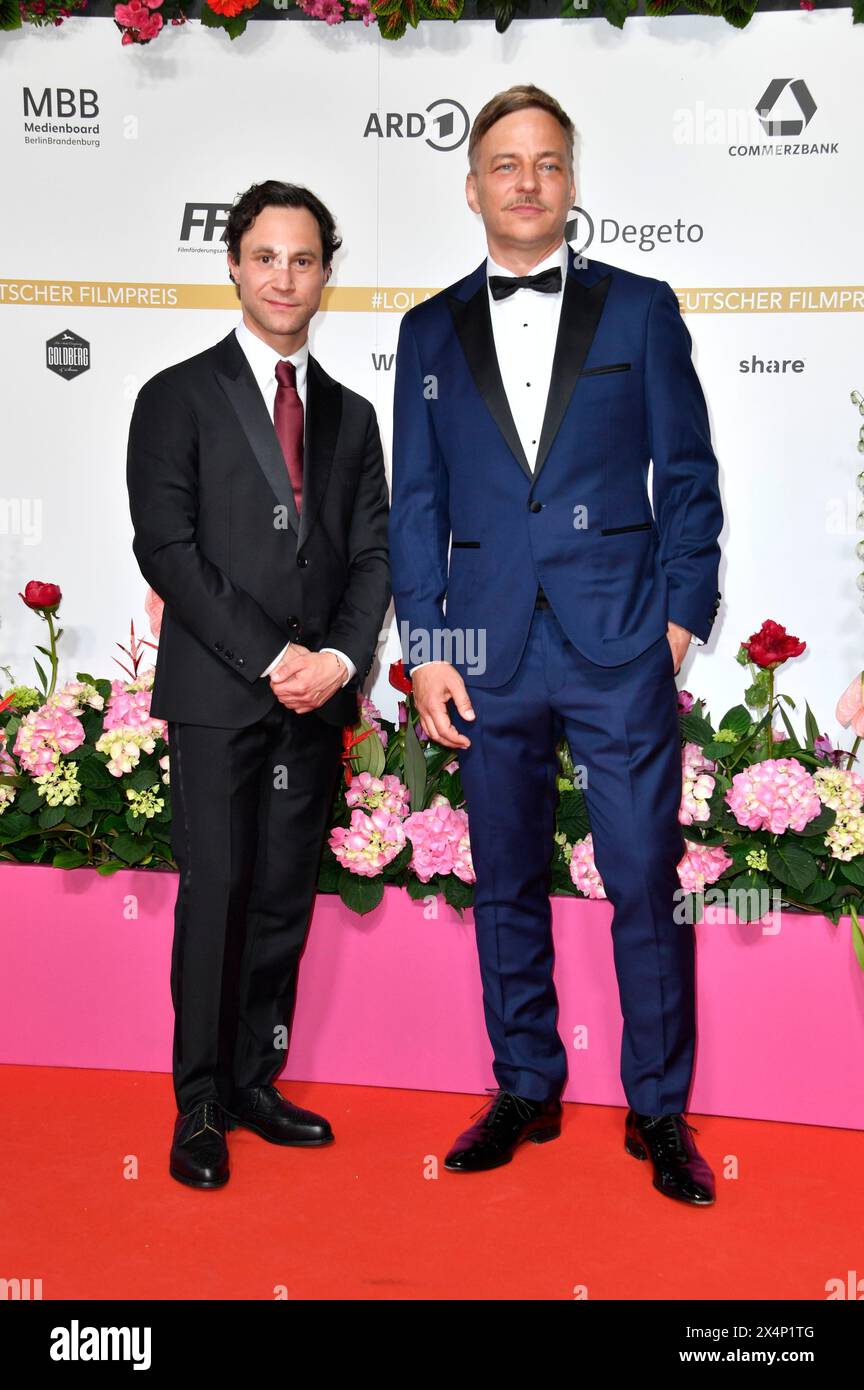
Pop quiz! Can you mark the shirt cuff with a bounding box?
[320,647,356,687]
[261,641,291,678]
[690,634,705,646]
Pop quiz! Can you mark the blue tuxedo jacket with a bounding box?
[389,244,723,684]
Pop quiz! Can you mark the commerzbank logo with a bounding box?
[363,98,470,151]
[756,78,817,137]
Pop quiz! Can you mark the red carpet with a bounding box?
[1,1066,861,1301]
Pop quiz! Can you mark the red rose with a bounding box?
[742,619,806,669]
[19,580,62,613]
[389,660,413,694]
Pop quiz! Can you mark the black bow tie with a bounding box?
[488,266,563,301]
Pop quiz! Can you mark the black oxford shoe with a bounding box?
[625,1109,716,1206]
[169,1101,230,1189]
[444,1089,562,1172]
[225,1084,334,1146]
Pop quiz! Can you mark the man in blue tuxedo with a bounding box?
[389,85,723,1205]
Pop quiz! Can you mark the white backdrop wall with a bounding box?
[1,12,862,735]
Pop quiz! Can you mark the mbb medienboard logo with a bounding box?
[22,87,101,148]
[363,98,470,151]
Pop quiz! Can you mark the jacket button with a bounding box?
[225,650,234,660]
[297,555,308,568]
[215,641,223,651]
[528,500,542,513]
[236,657,245,667]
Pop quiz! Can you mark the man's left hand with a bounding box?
[666,621,692,675]
[269,645,346,713]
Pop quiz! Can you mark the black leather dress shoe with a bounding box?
[444,1089,562,1172]
[169,1101,230,1189]
[624,1109,716,1206]
[225,1084,334,1146]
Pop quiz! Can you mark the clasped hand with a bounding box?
[269,643,344,714]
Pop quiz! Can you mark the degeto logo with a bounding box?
[363,98,470,152]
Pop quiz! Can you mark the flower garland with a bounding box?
[3,0,855,43]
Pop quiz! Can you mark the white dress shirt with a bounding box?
[486,237,569,472]
[233,318,356,685]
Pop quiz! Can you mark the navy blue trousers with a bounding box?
[449,606,693,1116]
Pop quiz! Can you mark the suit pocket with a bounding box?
[451,541,481,548]
[599,520,653,536]
[581,362,632,377]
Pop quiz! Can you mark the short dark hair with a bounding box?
[222,180,343,284]
[468,85,576,173]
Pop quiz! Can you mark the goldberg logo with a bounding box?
[46,330,90,380]
[728,79,836,158]
[363,98,470,151]
[565,206,704,255]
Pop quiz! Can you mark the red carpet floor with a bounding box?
[1,1066,861,1301]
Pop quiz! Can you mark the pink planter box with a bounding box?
[1,863,861,1128]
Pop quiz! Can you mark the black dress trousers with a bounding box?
[166,698,344,1113]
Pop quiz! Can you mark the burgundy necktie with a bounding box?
[274,359,304,516]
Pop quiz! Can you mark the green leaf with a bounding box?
[403,716,427,813]
[15,784,42,813]
[95,860,127,876]
[0,810,33,838]
[718,705,752,739]
[337,868,384,916]
[800,877,837,906]
[556,787,590,842]
[111,833,153,865]
[33,658,47,691]
[726,871,772,922]
[766,843,817,893]
[442,874,473,911]
[350,724,386,779]
[38,804,66,830]
[678,711,715,746]
[702,738,741,760]
[53,849,88,868]
[64,803,93,828]
[838,857,864,887]
[775,703,801,752]
[77,758,114,789]
[127,765,160,791]
[75,672,96,686]
[406,874,437,900]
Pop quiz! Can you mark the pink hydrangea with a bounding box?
[569,833,606,899]
[345,771,409,817]
[329,807,406,877]
[677,843,734,894]
[103,678,166,740]
[48,679,104,714]
[13,702,85,776]
[403,794,474,883]
[725,757,822,834]
[679,741,716,825]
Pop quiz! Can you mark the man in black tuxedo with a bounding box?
[126,181,391,1189]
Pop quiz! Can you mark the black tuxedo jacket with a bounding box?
[126,328,391,729]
